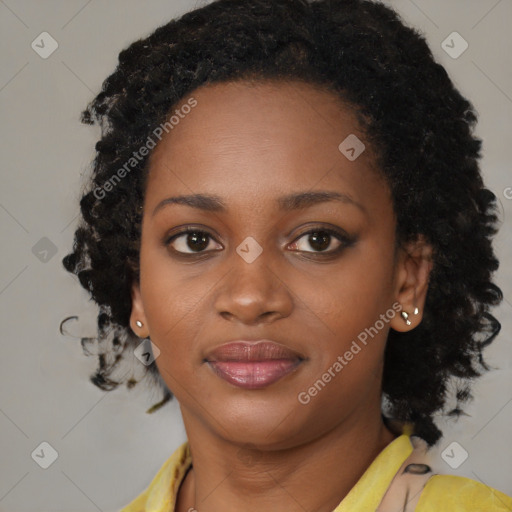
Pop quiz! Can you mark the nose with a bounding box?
[213,250,293,325]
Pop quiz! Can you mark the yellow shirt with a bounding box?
[121,435,512,511]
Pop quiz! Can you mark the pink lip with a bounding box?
[205,340,304,389]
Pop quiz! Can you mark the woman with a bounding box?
[62,0,512,510]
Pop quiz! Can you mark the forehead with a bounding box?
[144,80,389,216]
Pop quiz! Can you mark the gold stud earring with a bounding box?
[400,311,411,326]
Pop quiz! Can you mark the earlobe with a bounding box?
[390,235,433,333]
[130,281,149,338]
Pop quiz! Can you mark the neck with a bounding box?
[175,408,397,512]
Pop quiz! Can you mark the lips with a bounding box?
[205,340,304,389]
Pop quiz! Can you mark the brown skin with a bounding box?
[130,80,433,512]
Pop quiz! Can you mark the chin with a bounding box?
[209,395,311,448]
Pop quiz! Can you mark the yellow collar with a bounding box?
[122,435,413,512]
[333,434,413,511]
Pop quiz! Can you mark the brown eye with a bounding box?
[167,230,221,254]
[289,228,354,254]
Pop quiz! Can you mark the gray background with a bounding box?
[0,1,511,510]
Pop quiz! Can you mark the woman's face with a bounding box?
[131,80,417,448]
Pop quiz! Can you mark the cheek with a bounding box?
[293,242,395,335]
[289,245,395,394]
[138,248,203,375]
[140,239,204,328]
[328,235,395,307]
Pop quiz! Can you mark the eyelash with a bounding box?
[164,225,355,258]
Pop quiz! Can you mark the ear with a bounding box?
[130,280,150,338]
[389,235,433,333]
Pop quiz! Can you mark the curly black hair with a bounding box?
[61,0,503,445]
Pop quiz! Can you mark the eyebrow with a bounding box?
[151,190,366,217]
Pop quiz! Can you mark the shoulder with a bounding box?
[376,433,512,512]
[416,474,512,512]
[119,441,191,512]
